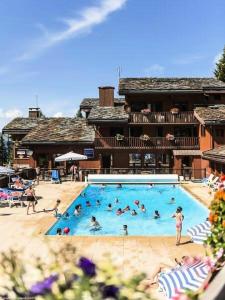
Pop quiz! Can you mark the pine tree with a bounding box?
[214,46,225,82]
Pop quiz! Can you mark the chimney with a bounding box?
[28,107,41,118]
[99,86,114,107]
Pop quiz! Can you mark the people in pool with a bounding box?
[116,208,123,215]
[96,200,101,206]
[107,203,112,211]
[169,197,175,204]
[149,183,154,188]
[90,216,101,230]
[56,228,62,235]
[173,184,176,188]
[140,204,146,212]
[117,183,122,188]
[62,212,70,219]
[122,225,128,236]
[131,209,137,216]
[81,192,86,197]
[74,205,81,216]
[172,207,184,246]
[134,200,140,207]
[154,210,160,219]
[115,198,119,204]
[123,205,130,212]
[86,201,91,207]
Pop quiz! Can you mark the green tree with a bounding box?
[76,109,83,118]
[214,46,225,82]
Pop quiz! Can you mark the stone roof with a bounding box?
[80,98,125,109]
[87,106,128,122]
[194,105,225,125]
[119,77,225,94]
[22,118,94,144]
[203,146,225,162]
[2,118,41,133]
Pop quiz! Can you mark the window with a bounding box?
[129,153,141,167]
[110,127,124,136]
[214,95,221,101]
[215,129,224,137]
[130,126,143,137]
[201,125,206,137]
[157,153,170,165]
[144,153,156,167]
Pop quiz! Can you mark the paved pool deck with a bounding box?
[0,181,212,299]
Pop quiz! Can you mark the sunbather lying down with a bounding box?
[143,256,190,286]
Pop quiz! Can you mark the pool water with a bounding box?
[47,184,208,236]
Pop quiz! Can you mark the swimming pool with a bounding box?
[46,184,208,236]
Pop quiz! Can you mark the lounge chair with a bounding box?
[158,259,209,299]
[51,170,61,184]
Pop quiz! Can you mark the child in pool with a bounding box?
[56,228,62,235]
[89,216,101,230]
[74,205,81,216]
[115,198,119,204]
[140,204,146,212]
[154,210,160,219]
[131,209,137,216]
[122,225,128,236]
[116,208,123,215]
[169,197,175,204]
[107,203,112,211]
[96,200,101,206]
[86,201,91,207]
[123,205,130,212]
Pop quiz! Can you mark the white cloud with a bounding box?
[53,112,64,118]
[144,64,165,76]
[17,0,127,61]
[173,54,206,65]
[0,108,22,119]
[213,52,222,65]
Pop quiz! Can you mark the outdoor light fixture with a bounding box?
[27,149,33,156]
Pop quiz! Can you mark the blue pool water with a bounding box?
[47,184,208,236]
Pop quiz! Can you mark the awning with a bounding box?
[173,150,202,156]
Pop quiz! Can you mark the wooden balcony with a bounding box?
[129,112,197,124]
[95,137,199,149]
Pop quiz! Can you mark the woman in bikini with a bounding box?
[25,186,37,215]
[172,207,184,246]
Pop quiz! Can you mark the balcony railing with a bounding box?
[95,137,199,149]
[129,112,197,124]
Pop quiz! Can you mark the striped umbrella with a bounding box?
[158,260,209,299]
[187,221,211,244]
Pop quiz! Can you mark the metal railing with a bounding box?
[129,111,197,124]
[95,137,199,149]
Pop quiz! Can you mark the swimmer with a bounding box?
[169,197,175,204]
[173,184,176,188]
[81,192,86,197]
[116,208,123,216]
[149,183,154,188]
[115,198,119,204]
[117,183,122,188]
[89,216,101,230]
[96,200,101,206]
[107,203,113,211]
[122,225,128,236]
[123,205,130,212]
[134,200,140,208]
[154,210,160,219]
[140,204,146,212]
[62,212,69,219]
[131,209,137,216]
[86,201,91,207]
[56,228,62,235]
[74,205,81,216]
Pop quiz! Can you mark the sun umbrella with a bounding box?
[0,166,15,185]
[55,151,87,162]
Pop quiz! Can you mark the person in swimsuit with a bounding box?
[89,216,101,231]
[172,207,184,246]
[107,203,112,211]
[140,204,146,212]
[25,186,37,215]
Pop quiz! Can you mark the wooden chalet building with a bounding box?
[2,77,225,179]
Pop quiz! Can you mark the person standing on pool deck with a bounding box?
[172,207,184,246]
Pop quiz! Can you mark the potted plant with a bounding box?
[170,107,179,114]
[115,134,124,141]
[140,134,150,141]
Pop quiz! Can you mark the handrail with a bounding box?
[95,137,199,149]
[129,111,197,124]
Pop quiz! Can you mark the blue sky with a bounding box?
[0,0,225,129]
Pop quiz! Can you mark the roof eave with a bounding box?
[87,119,128,124]
[22,140,94,145]
[119,89,204,95]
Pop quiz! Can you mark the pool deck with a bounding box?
[0,181,212,299]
